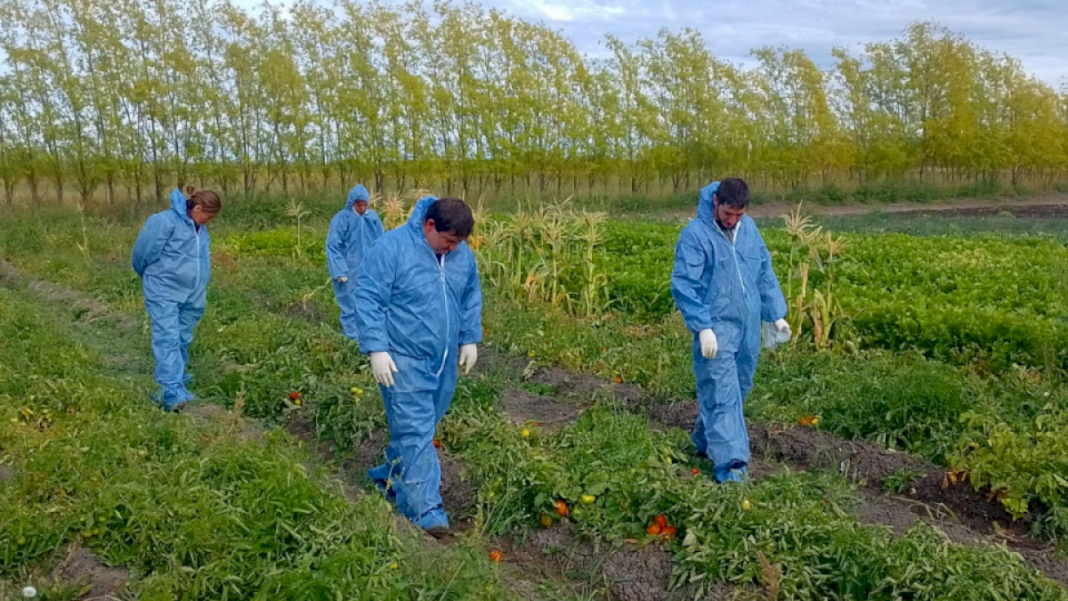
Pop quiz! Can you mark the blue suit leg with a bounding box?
[694,346,750,483]
[144,295,190,409]
[691,338,708,455]
[370,353,448,530]
[434,352,459,423]
[333,279,360,340]
[737,321,761,403]
[178,301,204,389]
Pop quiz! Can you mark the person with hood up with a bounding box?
[355,196,482,537]
[132,187,221,412]
[326,184,384,340]
[670,178,790,483]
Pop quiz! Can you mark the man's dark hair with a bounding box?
[716,178,749,208]
[424,197,474,238]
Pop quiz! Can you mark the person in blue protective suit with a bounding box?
[355,196,482,537]
[670,178,790,483]
[326,184,384,340]
[132,188,221,412]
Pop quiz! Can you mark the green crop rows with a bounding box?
[2,200,1067,599]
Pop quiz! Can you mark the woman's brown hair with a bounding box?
[184,187,222,214]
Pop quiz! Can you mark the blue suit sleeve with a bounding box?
[758,238,788,322]
[354,240,395,354]
[671,230,714,333]
[202,229,212,287]
[131,214,172,278]
[325,214,349,280]
[458,253,483,346]
[372,214,385,238]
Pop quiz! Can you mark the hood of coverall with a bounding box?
[697,181,721,230]
[346,184,371,209]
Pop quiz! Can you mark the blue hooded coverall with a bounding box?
[670,181,788,482]
[326,184,384,339]
[354,196,483,530]
[131,189,212,410]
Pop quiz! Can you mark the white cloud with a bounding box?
[493,0,1068,85]
[529,0,574,22]
[226,0,1068,85]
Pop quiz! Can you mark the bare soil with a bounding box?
[285,299,323,323]
[0,260,145,374]
[186,403,265,443]
[284,414,480,526]
[50,545,129,601]
[501,520,715,601]
[501,388,584,432]
[529,367,645,410]
[16,258,1064,596]
[745,194,1068,219]
[439,450,478,523]
[483,350,1068,590]
[0,261,137,332]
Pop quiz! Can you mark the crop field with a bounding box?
[3,194,1068,600]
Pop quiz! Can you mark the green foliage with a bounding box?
[954,407,1068,538]
[750,351,976,462]
[442,394,1067,600]
[593,218,1068,375]
[0,288,514,600]
[6,202,1068,597]
[222,228,326,262]
[882,468,928,495]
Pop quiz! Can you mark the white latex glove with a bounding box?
[337,276,348,283]
[698,329,718,359]
[774,318,791,339]
[370,352,398,387]
[763,319,792,349]
[458,344,478,374]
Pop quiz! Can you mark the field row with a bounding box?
[2,205,1068,598]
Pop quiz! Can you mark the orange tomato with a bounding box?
[654,515,668,529]
[489,549,504,562]
[554,500,569,517]
[661,526,677,539]
[646,524,661,536]
[433,439,440,448]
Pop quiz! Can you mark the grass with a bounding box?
[805,211,1068,242]
[0,280,517,600]
[434,371,1068,600]
[4,196,1068,597]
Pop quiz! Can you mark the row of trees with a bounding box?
[1,0,1066,206]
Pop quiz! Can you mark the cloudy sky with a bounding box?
[486,0,1068,87]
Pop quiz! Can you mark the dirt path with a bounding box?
[0,260,147,376]
[0,261,578,600]
[479,347,1068,590]
[647,193,1068,220]
[11,259,1065,598]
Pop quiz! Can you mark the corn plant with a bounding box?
[478,198,610,318]
[285,199,310,257]
[578,210,610,316]
[783,203,848,349]
[74,202,91,260]
[381,193,407,230]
